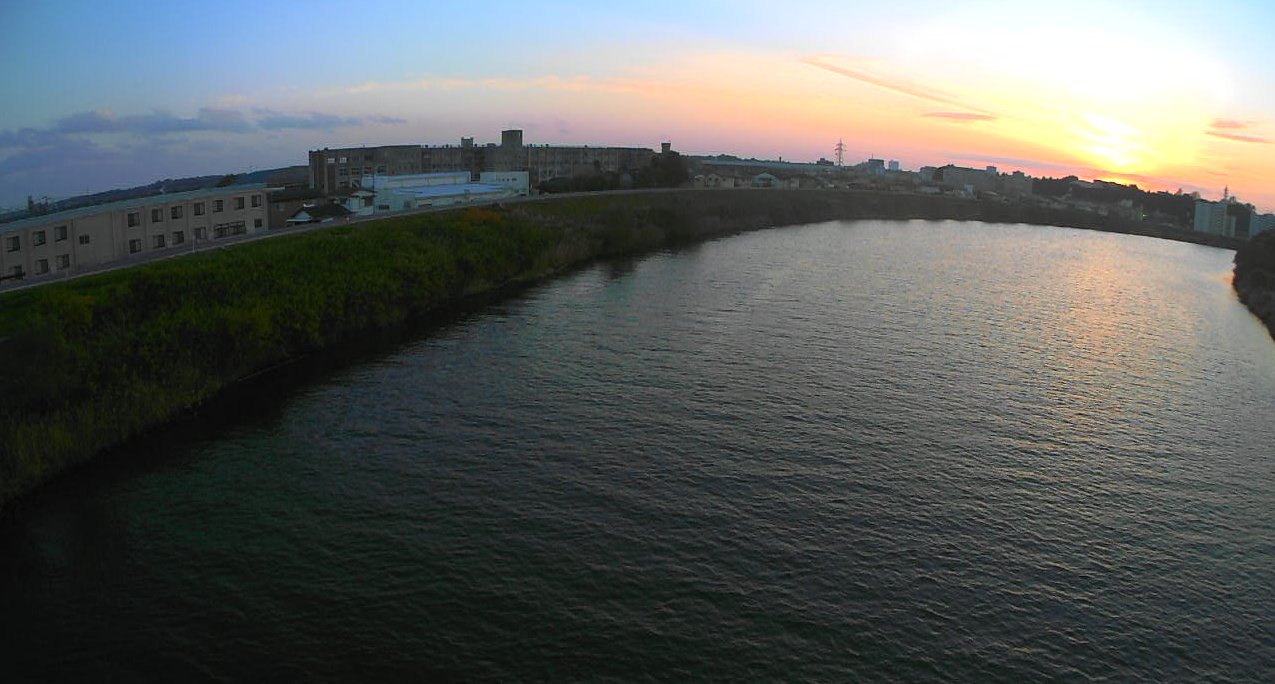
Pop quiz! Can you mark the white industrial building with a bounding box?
[358,171,529,213]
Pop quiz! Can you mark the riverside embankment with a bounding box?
[1232,229,1275,339]
[0,188,1247,510]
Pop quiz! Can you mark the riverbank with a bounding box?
[1232,229,1275,339]
[0,188,1248,511]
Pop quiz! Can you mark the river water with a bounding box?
[3,220,1273,682]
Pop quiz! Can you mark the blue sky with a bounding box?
[2,0,1272,210]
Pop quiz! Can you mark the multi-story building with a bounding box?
[1,184,268,284]
[308,130,659,193]
[933,165,997,193]
[421,137,494,178]
[308,145,423,194]
[1252,212,1275,236]
[1193,200,1237,236]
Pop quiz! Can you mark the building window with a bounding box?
[363,197,373,208]
[9,265,22,277]
[376,165,386,173]
[79,234,90,245]
[213,221,246,239]
[235,196,245,210]
[363,167,371,173]
[377,204,389,210]
[327,157,335,164]
[253,218,262,228]
[194,202,204,216]
[338,168,348,176]
[339,156,347,164]
[171,205,183,220]
[214,200,224,213]
[33,230,46,246]
[56,254,70,269]
[251,194,261,207]
[195,227,207,240]
[151,208,163,222]
[172,231,185,245]
[153,234,166,249]
[55,225,68,241]
[364,154,372,161]
[35,259,49,275]
[128,212,139,227]
[5,236,18,252]
[129,239,141,253]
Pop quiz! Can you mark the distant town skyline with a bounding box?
[2,0,1272,212]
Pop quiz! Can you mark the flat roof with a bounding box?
[0,183,269,234]
[396,183,510,199]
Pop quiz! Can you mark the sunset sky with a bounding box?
[2,0,1272,212]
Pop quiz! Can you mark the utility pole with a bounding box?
[834,139,846,167]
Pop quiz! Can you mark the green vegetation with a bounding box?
[538,151,689,194]
[1233,229,1275,339]
[0,188,1255,510]
[0,208,558,508]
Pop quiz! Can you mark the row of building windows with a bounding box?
[30,254,72,274]
[336,166,388,176]
[12,215,264,270]
[7,198,263,254]
[328,154,378,164]
[125,195,261,227]
[123,219,262,252]
[8,226,77,251]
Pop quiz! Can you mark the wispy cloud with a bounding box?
[1206,131,1270,143]
[923,112,997,122]
[801,54,998,118]
[0,107,399,149]
[252,108,361,130]
[1210,118,1255,129]
[53,108,254,135]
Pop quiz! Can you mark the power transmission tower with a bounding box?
[834,139,846,167]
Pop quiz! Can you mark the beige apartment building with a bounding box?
[1,184,268,284]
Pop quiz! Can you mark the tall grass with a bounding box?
[0,208,560,506]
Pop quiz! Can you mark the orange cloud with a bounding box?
[923,112,997,122]
[1207,131,1270,144]
[1210,118,1255,129]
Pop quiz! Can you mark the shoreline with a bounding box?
[1230,229,1275,340]
[0,189,1251,512]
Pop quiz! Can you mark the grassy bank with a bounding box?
[0,189,1248,510]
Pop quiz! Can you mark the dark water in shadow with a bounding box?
[4,220,1273,682]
